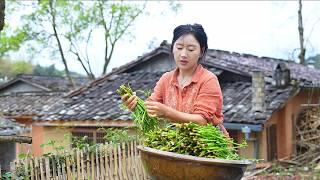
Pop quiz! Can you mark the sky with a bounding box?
[9,1,320,76]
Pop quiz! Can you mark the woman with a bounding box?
[122,23,228,137]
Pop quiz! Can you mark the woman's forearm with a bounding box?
[164,106,207,125]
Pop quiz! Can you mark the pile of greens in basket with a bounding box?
[117,84,247,160]
[144,123,247,160]
[116,84,159,134]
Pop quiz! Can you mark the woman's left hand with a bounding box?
[145,100,168,118]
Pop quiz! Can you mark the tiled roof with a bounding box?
[36,71,163,122]
[35,70,298,125]
[0,74,89,92]
[0,117,27,135]
[205,50,319,86]
[0,92,64,116]
[221,81,297,124]
[110,42,320,86]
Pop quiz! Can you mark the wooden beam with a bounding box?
[0,135,32,144]
[34,120,135,127]
[301,104,320,107]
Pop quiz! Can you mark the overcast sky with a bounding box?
[12,1,320,76]
[105,1,320,76]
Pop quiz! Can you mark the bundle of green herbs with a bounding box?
[116,84,159,134]
[144,122,247,160]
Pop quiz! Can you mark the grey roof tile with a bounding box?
[0,117,28,135]
[0,92,64,116]
[34,70,297,125]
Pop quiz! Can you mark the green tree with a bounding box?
[0,27,30,57]
[0,1,180,79]
[0,58,11,78]
[93,1,146,74]
[23,0,77,86]
[10,60,34,75]
[33,64,64,76]
[306,54,320,69]
[0,59,34,77]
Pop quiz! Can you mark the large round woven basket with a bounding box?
[138,145,252,180]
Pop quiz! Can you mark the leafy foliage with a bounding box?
[0,59,33,78]
[306,54,320,69]
[100,127,138,143]
[0,59,82,80]
[1,1,180,78]
[33,64,64,76]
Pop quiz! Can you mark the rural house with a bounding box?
[33,41,320,161]
[0,74,89,156]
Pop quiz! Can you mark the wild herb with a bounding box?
[116,84,159,134]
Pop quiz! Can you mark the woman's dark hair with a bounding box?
[171,23,208,61]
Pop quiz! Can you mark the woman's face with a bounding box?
[172,33,202,72]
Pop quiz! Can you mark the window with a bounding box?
[71,128,106,147]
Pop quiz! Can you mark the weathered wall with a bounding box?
[0,142,16,171]
[32,125,70,156]
[263,89,320,160]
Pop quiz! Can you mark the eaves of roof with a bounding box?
[0,78,51,92]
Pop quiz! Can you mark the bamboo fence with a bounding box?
[0,140,150,180]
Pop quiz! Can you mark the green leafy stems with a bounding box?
[116,84,159,134]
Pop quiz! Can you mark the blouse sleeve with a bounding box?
[148,74,166,103]
[192,77,224,125]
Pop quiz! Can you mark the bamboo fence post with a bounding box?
[34,157,40,180]
[55,155,62,180]
[91,151,95,180]
[76,149,81,180]
[61,159,67,180]
[52,157,57,180]
[129,141,135,180]
[80,149,85,180]
[71,150,76,180]
[117,143,123,180]
[39,158,45,180]
[23,158,30,180]
[121,142,128,180]
[99,145,105,180]
[132,141,139,180]
[104,145,112,180]
[66,155,72,180]
[126,141,132,179]
[133,141,142,179]
[108,144,116,180]
[95,147,100,180]
[29,158,35,180]
[86,148,91,180]
[45,158,51,180]
[113,144,119,180]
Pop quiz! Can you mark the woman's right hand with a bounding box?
[121,93,138,111]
